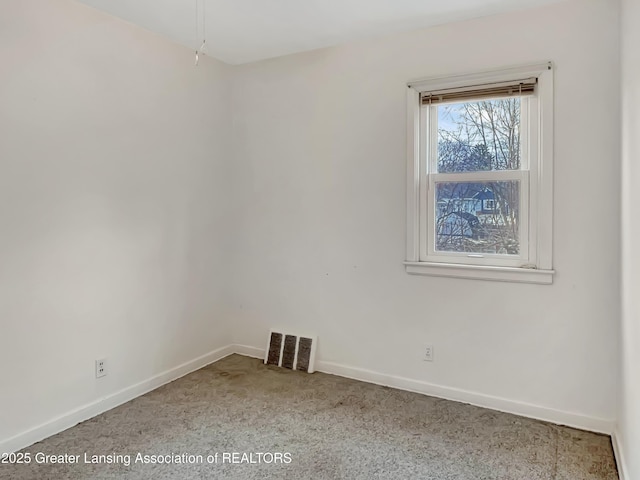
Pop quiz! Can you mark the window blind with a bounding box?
[420,78,537,105]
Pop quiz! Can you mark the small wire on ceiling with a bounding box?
[195,0,206,66]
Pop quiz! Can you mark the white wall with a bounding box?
[619,0,640,476]
[230,0,620,429]
[0,0,234,447]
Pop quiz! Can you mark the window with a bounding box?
[405,63,554,284]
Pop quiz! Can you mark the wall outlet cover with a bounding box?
[95,359,107,378]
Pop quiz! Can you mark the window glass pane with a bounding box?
[437,98,521,172]
[435,181,520,255]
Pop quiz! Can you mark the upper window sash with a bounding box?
[422,97,532,175]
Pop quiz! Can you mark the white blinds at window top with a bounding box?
[420,77,537,105]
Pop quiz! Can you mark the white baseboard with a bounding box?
[612,429,628,480]
[2,343,616,456]
[233,344,265,360]
[1,344,235,454]
[235,345,615,435]
[319,359,615,434]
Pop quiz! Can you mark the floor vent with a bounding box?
[264,330,317,373]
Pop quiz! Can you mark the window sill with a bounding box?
[404,262,555,284]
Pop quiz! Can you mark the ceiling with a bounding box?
[77,0,565,65]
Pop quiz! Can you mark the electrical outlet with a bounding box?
[423,345,434,362]
[95,359,107,378]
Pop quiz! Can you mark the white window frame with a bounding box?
[405,63,555,284]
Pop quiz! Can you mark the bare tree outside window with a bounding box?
[435,98,521,255]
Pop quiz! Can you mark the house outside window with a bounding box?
[405,63,555,284]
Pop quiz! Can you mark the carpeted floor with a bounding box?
[4,354,618,479]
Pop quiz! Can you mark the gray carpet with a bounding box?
[4,354,618,479]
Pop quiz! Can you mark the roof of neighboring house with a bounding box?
[472,189,495,201]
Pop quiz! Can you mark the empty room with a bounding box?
[1,0,638,478]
